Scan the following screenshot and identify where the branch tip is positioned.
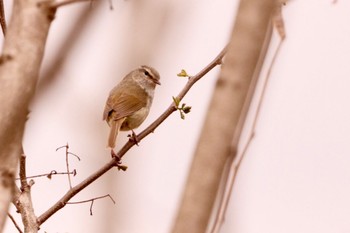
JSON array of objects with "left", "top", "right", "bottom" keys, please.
[
  {"left": 36, "top": 46, "right": 227, "bottom": 225},
  {"left": 39, "top": 0, "right": 94, "bottom": 9}
]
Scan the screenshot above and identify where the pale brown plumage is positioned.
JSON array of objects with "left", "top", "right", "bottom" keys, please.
[{"left": 103, "top": 65, "right": 160, "bottom": 149}]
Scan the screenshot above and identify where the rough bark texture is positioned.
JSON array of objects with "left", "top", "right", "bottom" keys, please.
[
  {"left": 0, "top": 1, "right": 54, "bottom": 232},
  {"left": 171, "top": 0, "right": 277, "bottom": 232}
]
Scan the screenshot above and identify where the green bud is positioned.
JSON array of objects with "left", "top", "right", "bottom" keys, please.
[
  {"left": 177, "top": 69, "right": 189, "bottom": 77},
  {"left": 172, "top": 96, "right": 180, "bottom": 107},
  {"left": 183, "top": 106, "right": 192, "bottom": 114},
  {"left": 180, "top": 111, "right": 185, "bottom": 120}
]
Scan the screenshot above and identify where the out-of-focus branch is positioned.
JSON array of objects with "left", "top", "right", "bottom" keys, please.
[
  {"left": 36, "top": 46, "right": 227, "bottom": 226},
  {"left": 171, "top": 1, "right": 278, "bottom": 233},
  {"left": 209, "top": 20, "right": 274, "bottom": 233},
  {"left": 0, "top": 0, "right": 6, "bottom": 35},
  {"left": 0, "top": 1, "right": 55, "bottom": 231},
  {"left": 210, "top": 4, "right": 287, "bottom": 232},
  {"left": 38, "top": 0, "right": 92, "bottom": 8},
  {"left": 36, "top": 1, "right": 102, "bottom": 96}
]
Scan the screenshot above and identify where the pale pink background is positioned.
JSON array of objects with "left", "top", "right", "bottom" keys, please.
[{"left": 3, "top": 0, "right": 350, "bottom": 232}]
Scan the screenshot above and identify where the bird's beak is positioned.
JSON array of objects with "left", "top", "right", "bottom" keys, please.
[{"left": 154, "top": 79, "right": 161, "bottom": 85}]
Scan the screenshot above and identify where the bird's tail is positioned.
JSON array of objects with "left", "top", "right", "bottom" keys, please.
[{"left": 108, "top": 118, "right": 124, "bottom": 148}]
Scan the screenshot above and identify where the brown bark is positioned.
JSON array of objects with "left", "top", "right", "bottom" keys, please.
[
  {"left": 171, "top": 0, "right": 277, "bottom": 232},
  {"left": 0, "top": 1, "right": 54, "bottom": 232}
]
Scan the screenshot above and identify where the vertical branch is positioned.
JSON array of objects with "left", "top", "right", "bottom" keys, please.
[
  {"left": 210, "top": 6, "right": 287, "bottom": 231},
  {"left": 14, "top": 154, "right": 39, "bottom": 233},
  {"left": 0, "top": 0, "right": 55, "bottom": 231},
  {"left": 171, "top": 0, "right": 277, "bottom": 232},
  {"left": 19, "top": 153, "right": 29, "bottom": 191},
  {"left": 56, "top": 144, "right": 81, "bottom": 189},
  {"left": 210, "top": 5, "right": 288, "bottom": 232},
  {"left": 65, "top": 145, "right": 73, "bottom": 189},
  {"left": 0, "top": 0, "right": 6, "bottom": 35},
  {"left": 37, "top": 3, "right": 98, "bottom": 91}
]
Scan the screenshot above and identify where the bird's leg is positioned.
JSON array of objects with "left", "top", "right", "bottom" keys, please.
[
  {"left": 128, "top": 129, "right": 140, "bottom": 146},
  {"left": 110, "top": 149, "right": 128, "bottom": 171},
  {"left": 111, "top": 149, "right": 120, "bottom": 161}
]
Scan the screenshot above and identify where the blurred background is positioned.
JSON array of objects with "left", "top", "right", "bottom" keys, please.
[{"left": 3, "top": 0, "right": 350, "bottom": 232}]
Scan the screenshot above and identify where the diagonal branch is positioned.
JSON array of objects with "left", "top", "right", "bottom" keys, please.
[
  {"left": 7, "top": 213, "right": 23, "bottom": 233},
  {"left": 117, "top": 45, "right": 227, "bottom": 158},
  {"left": 36, "top": 45, "right": 227, "bottom": 225},
  {"left": 0, "top": 0, "right": 6, "bottom": 35}
]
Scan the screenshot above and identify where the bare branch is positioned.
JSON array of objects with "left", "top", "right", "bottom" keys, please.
[
  {"left": 66, "top": 149, "right": 73, "bottom": 189},
  {"left": 0, "top": 0, "right": 55, "bottom": 230},
  {"left": 14, "top": 153, "right": 39, "bottom": 233},
  {"left": 15, "top": 170, "right": 76, "bottom": 180},
  {"left": 36, "top": 1, "right": 102, "bottom": 103},
  {"left": 0, "top": 0, "right": 6, "bottom": 35},
  {"left": 67, "top": 194, "right": 115, "bottom": 215},
  {"left": 210, "top": 3, "right": 287, "bottom": 231},
  {"left": 7, "top": 213, "right": 23, "bottom": 233},
  {"left": 108, "top": 0, "right": 114, "bottom": 10},
  {"left": 57, "top": 144, "right": 80, "bottom": 189},
  {"left": 19, "top": 153, "right": 30, "bottom": 192},
  {"left": 272, "top": 2, "right": 286, "bottom": 39},
  {"left": 68, "top": 152, "right": 81, "bottom": 161},
  {"left": 38, "top": 0, "right": 93, "bottom": 8},
  {"left": 171, "top": 0, "right": 278, "bottom": 232},
  {"left": 36, "top": 46, "right": 227, "bottom": 226},
  {"left": 116, "top": 45, "right": 228, "bottom": 158}
]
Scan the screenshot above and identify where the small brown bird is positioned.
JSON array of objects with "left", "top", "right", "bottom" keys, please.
[{"left": 103, "top": 65, "right": 160, "bottom": 152}]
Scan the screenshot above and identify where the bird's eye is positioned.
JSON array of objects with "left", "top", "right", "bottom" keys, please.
[{"left": 144, "top": 70, "right": 150, "bottom": 76}]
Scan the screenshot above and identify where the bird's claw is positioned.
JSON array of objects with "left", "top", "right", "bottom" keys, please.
[
  {"left": 111, "top": 149, "right": 121, "bottom": 161},
  {"left": 110, "top": 149, "right": 127, "bottom": 171},
  {"left": 128, "top": 130, "right": 140, "bottom": 146}
]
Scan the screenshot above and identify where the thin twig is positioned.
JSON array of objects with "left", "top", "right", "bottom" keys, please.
[
  {"left": 65, "top": 145, "right": 72, "bottom": 188},
  {"left": 7, "top": 213, "right": 23, "bottom": 233},
  {"left": 67, "top": 194, "right": 115, "bottom": 215},
  {"left": 67, "top": 194, "right": 115, "bottom": 205},
  {"left": 210, "top": 18, "right": 286, "bottom": 233},
  {"left": 57, "top": 144, "right": 80, "bottom": 189},
  {"left": 15, "top": 170, "right": 76, "bottom": 180},
  {"left": 0, "top": 0, "right": 6, "bottom": 35},
  {"left": 68, "top": 152, "right": 81, "bottom": 161},
  {"left": 37, "top": 46, "right": 227, "bottom": 225},
  {"left": 38, "top": 0, "right": 92, "bottom": 8}
]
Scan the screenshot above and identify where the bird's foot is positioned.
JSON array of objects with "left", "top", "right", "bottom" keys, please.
[
  {"left": 111, "top": 149, "right": 120, "bottom": 160},
  {"left": 111, "top": 149, "right": 127, "bottom": 171},
  {"left": 128, "top": 130, "right": 140, "bottom": 146}
]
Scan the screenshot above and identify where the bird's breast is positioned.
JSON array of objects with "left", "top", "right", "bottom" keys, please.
[{"left": 120, "top": 106, "right": 150, "bottom": 131}]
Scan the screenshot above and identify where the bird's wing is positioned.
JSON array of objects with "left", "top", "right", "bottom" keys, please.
[{"left": 103, "top": 91, "right": 148, "bottom": 121}]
